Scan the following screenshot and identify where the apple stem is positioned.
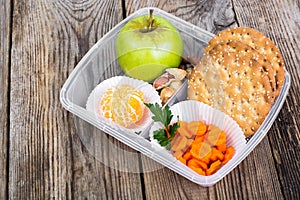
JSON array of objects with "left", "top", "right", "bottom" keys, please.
[{"left": 149, "top": 9, "right": 153, "bottom": 31}]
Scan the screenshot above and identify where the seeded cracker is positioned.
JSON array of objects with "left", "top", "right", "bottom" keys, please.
[
  {"left": 210, "top": 40, "right": 276, "bottom": 103},
  {"left": 205, "top": 27, "right": 285, "bottom": 96},
  {"left": 188, "top": 49, "right": 273, "bottom": 136}
]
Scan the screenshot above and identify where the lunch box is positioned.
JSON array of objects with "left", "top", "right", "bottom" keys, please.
[{"left": 60, "top": 7, "right": 291, "bottom": 186}]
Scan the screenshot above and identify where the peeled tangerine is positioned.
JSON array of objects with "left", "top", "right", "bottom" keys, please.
[{"left": 100, "top": 84, "right": 145, "bottom": 127}]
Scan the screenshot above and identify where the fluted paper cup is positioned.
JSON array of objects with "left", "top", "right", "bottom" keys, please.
[
  {"left": 170, "top": 100, "right": 246, "bottom": 149},
  {"left": 86, "top": 76, "right": 161, "bottom": 133},
  {"left": 150, "top": 100, "right": 246, "bottom": 149},
  {"left": 149, "top": 100, "right": 247, "bottom": 180}
]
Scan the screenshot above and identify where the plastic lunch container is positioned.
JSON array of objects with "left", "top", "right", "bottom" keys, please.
[{"left": 60, "top": 7, "right": 291, "bottom": 186}]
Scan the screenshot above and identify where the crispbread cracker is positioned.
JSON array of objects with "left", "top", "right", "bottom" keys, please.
[
  {"left": 210, "top": 40, "right": 276, "bottom": 103},
  {"left": 205, "top": 27, "right": 285, "bottom": 96},
  {"left": 188, "top": 49, "right": 273, "bottom": 136}
]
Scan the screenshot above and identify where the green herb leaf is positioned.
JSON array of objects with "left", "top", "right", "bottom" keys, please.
[
  {"left": 165, "top": 142, "right": 171, "bottom": 151},
  {"left": 169, "top": 122, "right": 180, "bottom": 138},
  {"left": 146, "top": 103, "right": 180, "bottom": 149},
  {"left": 160, "top": 139, "right": 172, "bottom": 150},
  {"left": 153, "top": 129, "right": 166, "bottom": 141},
  {"left": 153, "top": 128, "right": 171, "bottom": 148},
  {"left": 145, "top": 103, "right": 173, "bottom": 127}
]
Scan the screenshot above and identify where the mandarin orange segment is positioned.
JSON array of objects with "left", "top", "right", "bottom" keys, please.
[
  {"left": 100, "top": 84, "right": 145, "bottom": 127},
  {"left": 100, "top": 88, "right": 114, "bottom": 119}
]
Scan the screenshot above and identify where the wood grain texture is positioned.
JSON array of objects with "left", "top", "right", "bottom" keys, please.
[
  {"left": 233, "top": 0, "right": 300, "bottom": 199},
  {"left": 9, "top": 0, "right": 142, "bottom": 199},
  {"left": 125, "top": 0, "right": 237, "bottom": 34},
  {"left": 3, "top": 0, "right": 300, "bottom": 199},
  {"left": 72, "top": 117, "right": 143, "bottom": 199},
  {"left": 0, "top": 0, "right": 10, "bottom": 199}
]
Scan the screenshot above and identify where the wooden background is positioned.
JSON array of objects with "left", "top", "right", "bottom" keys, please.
[{"left": 1, "top": 0, "right": 299, "bottom": 199}]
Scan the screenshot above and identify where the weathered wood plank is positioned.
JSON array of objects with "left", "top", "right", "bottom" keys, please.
[
  {"left": 125, "top": 0, "right": 237, "bottom": 34},
  {"left": 6, "top": 0, "right": 300, "bottom": 199},
  {"left": 0, "top": 0, "right": 10, "bottom": 199},
  {"left": 9, "top": 0, "right": 143, "bottom": 199},
  {"left": 73, "top": 118, "right": 144, "bottom": 199},
  {"left": 124, "top": 0, "right": 288, "bottom": 199},
  {"left": 233, "top": 0, "right": 300, "bottom": 198}
]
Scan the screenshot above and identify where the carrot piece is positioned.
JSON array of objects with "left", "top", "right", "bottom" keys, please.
[
  {"left": 188, "top": 158, "right": 208, "bottom": 170},
  {"left": 194, "top": 134, "right": 205, "bottom": 143},
  {"left": 172, "top": 150, "right": 183, "bottom": 159},
  {"left": 206, "top": 160, "right": 222, "bottom": 175},
  {"left": 186, "top": 139, "right": 194, "bottom": 149},
  {"left": 178, "top": 156, "right": 186, "bottom": 165},
  {"left": 171, "top": 134, "right": 187, "bottom": 152},
  {"left": 215, "top": 131, "right": 227, "bottom": 146},
  {"left": 188, "top": 121, "right": 207, "bottom": 136},
  {"left": 210, "top": 148, "right": 224, "bottom": 162},
  {"left": 216, "top": 143, "right": 227, "bottom": 153},
  {"left": 199, "top": 151, "right": 212, "bottom": 165},
  {"left": 189, "top": 165, "right": 206, "bottom": 176},
  {"left": 205, "top": 125, "right": 226, "bottom": 146},
  {"left": 190, "top": 141, "right": 212, "bottom": 164},
  {"left": 198, "top": 142, "right": 212, "bottom": 159},
  {"left": 182, "top": 151, "right": 193, "bottom": 161},
  {"left": 222, "top": 146, "right": 235, "bottom": 165},
  {"left": 177, "top": 121, "right": 194, "bottom": 138}
]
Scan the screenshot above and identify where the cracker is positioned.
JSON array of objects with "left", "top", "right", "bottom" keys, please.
[
  {"left": 210, "top": 40, "right": 276, "bottom": 103},
  {"left": 205, "top": 27, "right": 285, "bottom": 96},
  {"left": 188, "top": 49, "right": 273, "bottom": 136}
]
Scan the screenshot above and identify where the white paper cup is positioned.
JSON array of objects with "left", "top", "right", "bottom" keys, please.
[
  {"left": 86, "top": 76, "right": 161, "bottom": 133},
  {"left": 169, "top": 100, "right": 246, "bottom": 150},
  {"left": 149, "top": 100, "right": 247, "bottom": 178}
]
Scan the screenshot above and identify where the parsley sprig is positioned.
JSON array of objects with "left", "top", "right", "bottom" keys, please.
[{"left": 145, "top": 103, "right": 180, "bottom": 150}]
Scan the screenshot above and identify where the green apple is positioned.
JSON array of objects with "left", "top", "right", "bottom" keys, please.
[{"left": 116, "top": 12, "right": 184, "bottom": 82}]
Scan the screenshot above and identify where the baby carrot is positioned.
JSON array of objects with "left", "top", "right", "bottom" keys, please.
[
  {"left": 188, "top": 121, "right": 207, "bottom": 136},
  {"left": 171, "top": 134, "right": 188, "bottom": 152},
  {"left": 206, "top": 125, "right": 226, "bottom": 146},
  {"left": 178, "top": 156, "right": 186, "bottom": 165},
  {"left": 189, "top": 165, "right": 206, "bottom": 176},
  {"left": 190, "top": 142, "right": 211, "bottom": 161},
  {"left": 194, "top": 134, "right": 205, "bottom": 143},
  {"left": 216, "top": 143, "right": 227, "bottom": 153},
  {"left": 206, "top": 160, "right": 222, "bottom": 176},
  {"left": 210, "top": 148, "right": 224, "bottom": 162},
  {"left": 188, "top": 158, "right": 208, "bottom": 170},
  {"left": 170, "top": 120, "right": 235, "bottom": 176},
  {"left": 199, "top": 150, "right": 212, "bottom": 165},
  {"left": 172, "top": 150, "right": 183, "bottom": 159},
  {"left": 222, "top": 146, "right": 235, "bottom": 165},
  {"left": 198, "top": 142, "right": 212, "bottom": 159},
  {"left": 177, "top": 121, "right": 194, "bottom": 138},
  {"left": 215, "top": 131, "right": 227, "bottom": 145},
  {"left": 182, "top": 151, "right": 193, "bottom": 161}
]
